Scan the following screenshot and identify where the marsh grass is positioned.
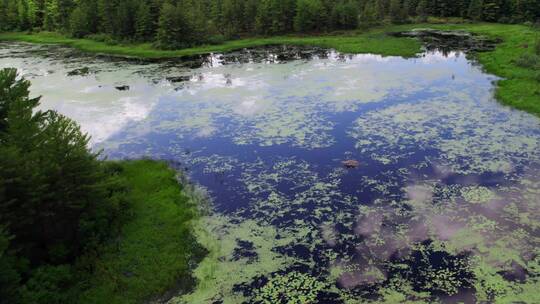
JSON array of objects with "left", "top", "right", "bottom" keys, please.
[
  {"left": 0, "top": 29, "right": 421, "bottom": 58},
  {"left": 78, "top": 160, "right": 204, "bottom": 304},
  {"left": 515, "top": 52, "right": 539, "bottom": 68}
]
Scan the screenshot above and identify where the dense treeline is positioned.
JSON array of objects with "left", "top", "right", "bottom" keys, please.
[
  {"left": 0, "top": 68, "right": 128, "bottom": 303},
  {"left": 0, "top": 0, "right": 539, "bottom": 49}
]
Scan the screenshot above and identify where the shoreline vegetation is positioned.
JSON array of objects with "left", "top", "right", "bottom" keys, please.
[
  {"left": 1, "top": 22, "right": 538, "bottom": 116},
  {"left": 0, "top": 67, "right": 205, "bottom": 303},
  {"left": 78, "top": 160, "right": 206, "bottom": 304}
]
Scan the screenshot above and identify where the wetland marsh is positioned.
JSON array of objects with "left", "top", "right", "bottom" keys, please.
[{"left": 1, "top": 40, "right": 539, "bottom": 303}]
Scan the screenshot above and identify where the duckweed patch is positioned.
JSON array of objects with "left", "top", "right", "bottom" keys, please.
[{"left": 253, "top": 271, "right": 327, "bottom": 304}]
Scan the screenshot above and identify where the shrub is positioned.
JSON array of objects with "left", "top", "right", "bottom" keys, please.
[
  {"left": 535, "top": 39, "right": 540, "bottom": 55},
  {"left": 20, "top": 265, "right": 74, "bottom": 304},
  {"left": 498, "top": 16, "right": 511, "bottom": 24},
  {"left": 515, "top": 52, "right": 540, "bottom": 68},
  {"left": 207, "top": 34, "right": 226, "bottom": 45},
  {"left": 86, "top": 34, "right": 118, "bottom": 45}
]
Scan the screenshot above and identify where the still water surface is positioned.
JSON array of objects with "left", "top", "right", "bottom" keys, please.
[{"left": 1, "top": 42, "right": 539, "bottom": 303}]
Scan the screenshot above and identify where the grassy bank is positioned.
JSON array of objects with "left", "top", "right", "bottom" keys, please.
[
  {"left": 0, "top": 23, "right": 538, "bottom": 116},
  {"left": 0, "top": 30, "right": 422, "bottom": 58},
  {"left": 420, "top": 23, "right": 540, "bottom": 117},
  {"left": 78, "top": 160, "right": 204, "bottom": 304}
]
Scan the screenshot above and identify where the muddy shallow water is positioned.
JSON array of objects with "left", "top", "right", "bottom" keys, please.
[{"left": 1, "top": 42, "right": 539, "bottom": 303}]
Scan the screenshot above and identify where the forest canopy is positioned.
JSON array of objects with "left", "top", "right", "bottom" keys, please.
[{"left": 0, "top": 0, "right": 539, "bottom": 49}]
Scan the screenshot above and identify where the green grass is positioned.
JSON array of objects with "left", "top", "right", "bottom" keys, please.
[
  {"left": 416, "top": 23, "right": 540, "bottom": 116},
  {"left": 0, "top": 30, "right": 422, "bottom": 58},
  {"left": 1, "top": 23, "right": 538, "bottom": 115},
  {"left": 78, "top": 160, "right": 204, "bottom": 304}
]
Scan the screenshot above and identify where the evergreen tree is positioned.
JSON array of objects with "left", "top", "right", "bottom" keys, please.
[
  {"left": 135, "top": 1, "right": 154, "bottom": 40},
  {"left": 0, "top": 228, "right": 21, "bottom": 304},
  {"left": 97, "top": 0, "right": 115, "bottom": 34},
  {"left": 17, "top": 0, "right": 31, "bottom": 30},
  {"left": 359, "top": 0, "right": 380, "bottom": 26},
  {"left": 255, "top": 0, "right": 296, "bottom": 35},
  {"left": 389, "top": 0, "right": 406, "bottom": 23},
  {"left": 377, "top": 0, "right": 390, "bottom": 18},
  {"left": 416, "top": 0, "right": 428, "bottom": 21},
  {"left": 467, "top": 0, "right": 483, "bottom": 20},
  {"left": 115, "top": 0, "right": 135, "bottom": 38},
  {"left": 0, "top": 1, "right": 4, "bottom": 30},
  {"left": 43, "top": 0, "right": 59, "bottom": 31},
  {"left": 156, "top": 1, "right": 196, "bottom": 49},
  {"left": 69, "top": 4, "right": 90, "bottom": 37},
  {"left": 0, "top": 67, "right": 125, "bottom": 268},
  {"left": 331, "top": 0, "right": 359, "bottom": 29},
  {"left": 243, "top": 0, "right": 258, "bottom": 32},
  {"left": 2, "top": 0, "right": 539, "bottom": 48},
  {"left": 276, "top": 0, "right": 296, "bottom": 33},
  {"left": 221, "top": 0, "right": 243, "bottom": 37},
  {"left": 25, "top": 0, "right": 38, "bottom": 28},
  {"left": 404, "top": 0, "right": 419, "bottom": 16},
  {"left": 56, "top": 0, "right": 74, "bottom": 31},
  {"left": 255, "top": 0, "right": 272, "bottom": 34},
  {"left": 482, "top": 0, "right": 501, "bottom": 21},
  {"left": 294, "top": 0, "right": 326, "bottom": 32}
]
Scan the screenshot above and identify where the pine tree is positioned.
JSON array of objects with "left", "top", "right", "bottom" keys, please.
[
  {"left": 0, "top": 0, "right": 10, "bottom": 30},
  {"left": 26, "top": 0, "right": 39, "bottom": 28},
  {"left": 276, "top": 0, "right": 296, "bottom": 33},
  {"left": 255, "top": 0, "right": 278, "bottom": 35},
  {"left": 482, "top": 0, "right": 500, "bottom": 21},
  {"left": 56, "top": 0, "right": 75, "bottom": 30},
  {"left": 43, "top": 0, "right": 59, "bottom": 30},
  {"left": 156, "top": 1, "right": 195, "bottom": 49},
  {"left": 377, "top": 0, "right": 390, "bottom": 18},
  {"left": 97, "top": 0, "right": 115, "bottom": 34},
  {"left": 416, "top": 0, "right": 428, "bottom": 21},
  {"left": 135, "top": 1, "right": 153, "bottom": 41},
  {"left": 221, "top": 0, "right": 242, "bottom": 37},
  {"left": 17, "top": 0, "right": 31, "bottom": 30},
  {"left": 294, "top": 0, "right": 326, "bottom": 32},
  {"left": 115, "top": 0, "right": 135, "bottom": 38},
  {"left": 359, "top": 0, "right": 380, "bottom": 26},
  {"left": 0, "top": 68, "right": 124, "bottom": 267},
  {"left": 0, "top": 228, "right": 21, "bottom": 303},
  {"left": 467, "top": 0, "right": 483, "bottom": 20},
  {"left": 331, "top": 0, "right": 359, "bottom": 29},
  {"left": 69, "top": 5, "right": 90, "bottom": 37},
  {"left": 389, "top": 0, "right": 406, "bottom": 23},
  {"left": 404, "top": 0, "right": 418, "bottom": 16},
  {"left": 243, "top": 0, "right": 258, "bottom": 33}
]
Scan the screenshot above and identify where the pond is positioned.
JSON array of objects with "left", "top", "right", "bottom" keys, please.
[{"left": 1, "top": 41, "right": 539, "bottom": 303}]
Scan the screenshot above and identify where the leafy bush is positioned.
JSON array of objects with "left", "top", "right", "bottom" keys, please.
[{"left": 535, "top": 39, "right": 540, "bottom": 55}]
